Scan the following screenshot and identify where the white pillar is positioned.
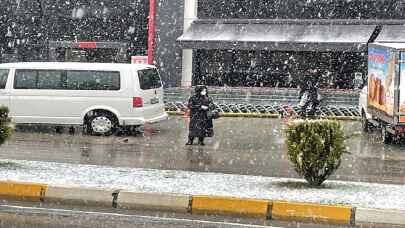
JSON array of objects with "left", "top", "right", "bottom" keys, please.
[
  {"left": 181, "top": 49, "right": 193, "bottom": 87},
  {"left": 181, "top": 0, "right": 198, "bottom": 87}
]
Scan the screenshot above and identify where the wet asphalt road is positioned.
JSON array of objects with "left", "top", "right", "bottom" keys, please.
[
  {"left": 0, "top": 202, "right": 402, "bottom": 228},
  {"left": 1, "top": 117, "right": 405, "bottom": 185},
  {"left": 0, "top": 205, "right": 279, "bottom": 228}
]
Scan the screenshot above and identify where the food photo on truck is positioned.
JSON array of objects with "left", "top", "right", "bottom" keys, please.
[{"left": 359, "top": 42, "right": 405, "bottom": 144}]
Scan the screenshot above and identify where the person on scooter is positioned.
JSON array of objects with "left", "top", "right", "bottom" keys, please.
[{"left": 299, "top": 69, "right": 321, "bottom": 118}]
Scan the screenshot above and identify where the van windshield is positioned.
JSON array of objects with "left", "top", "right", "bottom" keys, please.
[
  {"left": 0, "top": 69, "right": 9, "bottom": 89},
  {"left": 138, "top": 68, "right": 162, "bottom": 90}
]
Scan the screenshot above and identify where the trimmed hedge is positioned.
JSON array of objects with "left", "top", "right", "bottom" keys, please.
[
  {"left": 0, "top": 106, "right": 12, "bottom": 145},
  {"left": 285, "top": 119, "right": 347, "bottom": 186}
]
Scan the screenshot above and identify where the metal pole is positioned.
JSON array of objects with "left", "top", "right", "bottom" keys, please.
[{"left": 147, "top": 0, "right": 155, "bottom": 65}]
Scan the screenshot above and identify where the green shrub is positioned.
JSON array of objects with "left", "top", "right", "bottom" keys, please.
[
  {"left": 0, "top": 106, "right": 12, "bottom": 145},
  {"left": 284, "top": 119, "right": 347, "bottom": 186}
]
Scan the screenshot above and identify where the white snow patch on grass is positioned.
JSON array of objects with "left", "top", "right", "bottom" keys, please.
[{"left": 0, "top": 159, "right": 404, "bottom": 210}]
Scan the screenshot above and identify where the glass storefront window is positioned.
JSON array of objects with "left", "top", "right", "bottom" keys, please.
[{"left": 193, "top": 50, "right": 367, "bottom": 89}]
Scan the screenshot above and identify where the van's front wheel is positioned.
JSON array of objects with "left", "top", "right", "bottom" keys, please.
[{"left": 86, "top": 112, "right": 118, "bottom": 136}]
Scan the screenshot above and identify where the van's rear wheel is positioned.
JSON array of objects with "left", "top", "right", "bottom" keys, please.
[{"left": 86, "top": 112, "right": 117, "bottom": 136}]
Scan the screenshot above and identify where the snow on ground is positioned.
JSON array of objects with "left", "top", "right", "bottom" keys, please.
[{"left": 0, "top": 159, "right": 404, "bottom": 210}]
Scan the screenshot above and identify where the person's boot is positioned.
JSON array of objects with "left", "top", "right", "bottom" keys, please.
[
  {"left": 186, "top": 137, "right": 194, "bottom": 145},
  {"left": 198, "top": 138, "right": 205, "bottom": 146}
]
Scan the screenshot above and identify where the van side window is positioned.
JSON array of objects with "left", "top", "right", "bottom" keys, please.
[
  {"left": 66, "top": 71, "right": 120, "bottom": 90},
  {"left": 14, "top": 70, "right": 64, "bottom": 89},
  {"left": 138, "top": 68, "right": 162, "bottom": 90},
  {"left": 14, "top": 70, "right": 37, "bottom": 89},
  {"left": 37, "top": 70, "right": 64, "bottom": 89},
  {"left": 0, "top": 69, "right": 9, "bottom": 89},
  {"left": 14, "top": 69, "right": 120, "bottom": 90}
]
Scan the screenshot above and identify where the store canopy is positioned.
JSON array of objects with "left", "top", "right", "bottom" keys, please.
[
  {"left": 375, "top": 25, "right": 405, "bottom": 42},
  {"left": 177, "top": 21, "right": 376, "bottom": 52}
]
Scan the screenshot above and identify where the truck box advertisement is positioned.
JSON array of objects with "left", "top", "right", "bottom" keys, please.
[
  {"left": 400, "top": 52, "right": 405, "bottom": 122},
  {"left": 368, "top": 47, "right": 395, "bottom": 116}
]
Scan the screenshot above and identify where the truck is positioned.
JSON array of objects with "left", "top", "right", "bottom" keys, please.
[{"left": 362, "top": 43, "right": 405, "bottom": 144}]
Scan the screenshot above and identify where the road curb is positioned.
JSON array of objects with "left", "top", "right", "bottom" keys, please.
[
  {"left": 191, "top": 195, "right": 269, "bottom": 218},
  {"left": 356, "top": 208, "right": 405, "bottom": 225},
  {"left": 0, "top": 181, "right": 47, "bottom": 201},
  {"left": 271, "top": 200, "right": 353, "bottom": 225},
  {"left": 165, "top": 111, "right": 360, "bottom": 121},
  {"left": 44, "top": 186, "right": 115, "bottom": 207},
  {"left": 0, "top": 181, "right": 404, "bottom": 226},
  {"left": 117, "top": 191, "right": 190, "bottom": 212}
]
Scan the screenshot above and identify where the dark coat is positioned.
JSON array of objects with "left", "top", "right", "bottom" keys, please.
[
  {"left": 188, "top": 86, "right": 214, "bottom": 138},
  {"left": 299, "top": 80, "right": 320, "bottom": 106}
]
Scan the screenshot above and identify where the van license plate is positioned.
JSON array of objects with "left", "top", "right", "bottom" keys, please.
[{"left": 150, "top": 98, "right": 159, "bottom": 104}]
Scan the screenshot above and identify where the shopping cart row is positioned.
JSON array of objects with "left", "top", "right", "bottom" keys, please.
[{"left": 165, "top": 102, "right": 360, "bottom": 117}]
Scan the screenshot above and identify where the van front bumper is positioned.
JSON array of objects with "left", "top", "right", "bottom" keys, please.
[{"left": 121, "top": 112, "right": 169, "bottom": 126}]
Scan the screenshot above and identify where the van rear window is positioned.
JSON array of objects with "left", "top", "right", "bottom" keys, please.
[
  {"left": 14, "top": 69, "right": 120, "bottom": 90},
  {"left": 0, "top": 69, "right": 9, "bottom": 89},
  {"left": 138, "top": 68, "right": 162, "bottom": 90}
]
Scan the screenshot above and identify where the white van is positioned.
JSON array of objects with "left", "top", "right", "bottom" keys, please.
[{"left": 0, "top": 62, "right": 168, "bottom": 135}]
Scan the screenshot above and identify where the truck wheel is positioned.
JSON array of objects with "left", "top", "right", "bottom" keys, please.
[
  {"left": 361, "top": 112, "right": 369, "bottom": 133},
  {"left": 381, "top": 126, "right": 393, "bottom": 144}
]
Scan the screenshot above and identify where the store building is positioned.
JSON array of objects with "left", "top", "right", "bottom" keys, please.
[
  {"left": 3, "top": 0, "right": 405, "bottom": 91},
  {"left": 177, "top": 0, "right": 405, "bottom": 89}
]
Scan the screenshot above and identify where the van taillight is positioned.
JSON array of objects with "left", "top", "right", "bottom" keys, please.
[{"left": 132, "top": 97, "right": 143, "bottom": 107}]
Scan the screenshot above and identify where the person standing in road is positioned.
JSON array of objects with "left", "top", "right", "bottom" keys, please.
[{"left": 186, "top": 85, "right": 214, "bottom": 146}]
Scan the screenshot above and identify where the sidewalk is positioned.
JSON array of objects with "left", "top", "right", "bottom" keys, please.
[{"left": 0, "top": 159, "right": 404, "bottom": 226}]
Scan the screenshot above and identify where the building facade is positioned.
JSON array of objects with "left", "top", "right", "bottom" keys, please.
[
  {"left": 0, "top": 0, "right": 149, "bottom": 61},
  {"left": 2, "top": 0, "right": 405, "bottom": 91},
  {"left": 0, "top": 0, "right": 184, "bottom": 86},
  {"left": 178, "top": 0, "right": 405, "bottom": 89}
]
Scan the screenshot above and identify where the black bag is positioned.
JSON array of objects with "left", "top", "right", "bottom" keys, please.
[
  {"left": 205, "top": 117, "right": 214, "bottom": 137},
  {"left": 208, "top": 110, "right": 220, "bottom": 120},
  {"left": 206, "top": 127, "right": 214, "bottom": 137}
]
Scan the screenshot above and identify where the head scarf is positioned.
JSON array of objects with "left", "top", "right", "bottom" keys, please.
[{"left": 195, "top": 85, "right": 208, "bottom": 96}]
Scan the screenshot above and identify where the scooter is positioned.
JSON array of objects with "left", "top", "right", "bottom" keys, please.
[{"left": 298, "top": 91, "right": 319, "bottom": 119}]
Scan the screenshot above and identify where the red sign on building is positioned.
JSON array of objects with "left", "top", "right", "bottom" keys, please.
[{"left": 131, "top": 56, "right": 148, "bottom": 64}]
